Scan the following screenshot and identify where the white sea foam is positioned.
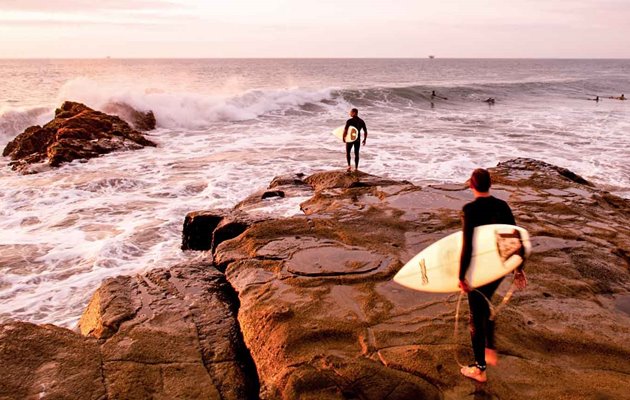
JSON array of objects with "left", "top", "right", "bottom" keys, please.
[
  {"left": 0, "top": 106, "right": 53, "bottom": 142},
  {"left": 57, "top": 77, "right": 336, "bottom": 129}
]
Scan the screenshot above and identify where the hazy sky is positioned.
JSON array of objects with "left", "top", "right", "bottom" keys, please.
[{"left": 1, "top": 0, "right": 629, "bottom": 58}]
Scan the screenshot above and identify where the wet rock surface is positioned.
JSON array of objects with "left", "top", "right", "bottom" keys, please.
[
  {"left": 1, "top": 158, "right": 629, "bottom": 399},
  {"left": 214, "top": 160, "right": 630, "bottom": 399},
  {"left": 2, "top": 101, "right": 156, "bottom": 173}
]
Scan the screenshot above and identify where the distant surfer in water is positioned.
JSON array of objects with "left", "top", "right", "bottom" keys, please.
[
  {"left": 483, "top": 98, "right": 495, "bottom": 105},
  {"left": 431, "top": 90, "right": 448, "bottom": 100},
  {"left": 343, "top": 108, "right": 368, "bottom": 171},
  {"left": 588, "top": 96, "right": 600, "bottom": 102},
  {"left": 458, "top": 168, "right": 527, "bottom": 383}
]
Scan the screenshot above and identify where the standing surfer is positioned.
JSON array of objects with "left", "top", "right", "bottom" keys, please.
[
  {"left": 343, "top": 108, "right": 368, "bottom": 171},
  {"left": 458, "top": 168, "right": 527, "bottom": 383}
]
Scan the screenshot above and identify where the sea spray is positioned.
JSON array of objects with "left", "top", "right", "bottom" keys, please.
[{"left": 57, "top": 77, "right": 337, "bottom": 128}]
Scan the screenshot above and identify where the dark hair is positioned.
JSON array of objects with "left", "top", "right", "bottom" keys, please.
[
  {"left": 470, "top": 168, "right": 491, "bottom": 192},
  {"left": 351, "top": 108, "right": 358, "bottom": 115}
]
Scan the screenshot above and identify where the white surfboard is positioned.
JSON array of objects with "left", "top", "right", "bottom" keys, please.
[
  {"left": 332, "top": 125, "right": 359, "bottom": 143},
  {"left": 394, "top": 224, "right": 531, "bottom": 293}
]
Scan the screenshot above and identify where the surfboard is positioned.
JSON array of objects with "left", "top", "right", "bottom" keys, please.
[
  {"left": 394, "top": 224, "right": 531, "bottom": 293},
  {"left": 332, "top": 125, "right": 359, "bottom": 143}
]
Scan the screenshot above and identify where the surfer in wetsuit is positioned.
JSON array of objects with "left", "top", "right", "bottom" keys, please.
[
  {"left": 431, "top": 90, "right": 448, "bottom": 100},
  {"left": 458, "top": 168, "right": 527, "bottom": 383},
  {"left": 343, "top": 108, "right": 368, "bottom": 171}
]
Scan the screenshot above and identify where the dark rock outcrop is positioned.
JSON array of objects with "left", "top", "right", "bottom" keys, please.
[
  {"left": 102, "top": 102, "right": 157, "bottom": 131},
  {"left": 2, "top": 101, "right": 156, "bottom": 173},
  {"left": 1, "top": 159, "right": 629, "bottom": 399}
]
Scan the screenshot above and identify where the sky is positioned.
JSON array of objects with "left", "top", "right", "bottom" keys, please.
[{"left": 1, "top": 0, "right": 629, "bottom": 58}]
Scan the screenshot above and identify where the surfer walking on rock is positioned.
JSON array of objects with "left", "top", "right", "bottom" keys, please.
[
  {"left": 458, "top": 168, "right": 527, "bottom": 383},
  {"left": 343, "top": 108, "right": 368, "bottom": 171}
]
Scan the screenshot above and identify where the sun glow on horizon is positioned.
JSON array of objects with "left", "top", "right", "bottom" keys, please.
[{"left": 1, "top": 0, "right": 629, "bottom": 58}]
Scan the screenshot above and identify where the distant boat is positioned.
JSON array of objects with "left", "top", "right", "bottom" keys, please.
[{"left": 428, "top": 55, "right": 435, "bottom": 59}]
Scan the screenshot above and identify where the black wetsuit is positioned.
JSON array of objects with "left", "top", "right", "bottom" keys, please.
[
  {"left": 344, "top": 116, "right": 367, "bottom": 169},
  {"left": 459, "top": 196, "right": 516, "bottom": 368}
]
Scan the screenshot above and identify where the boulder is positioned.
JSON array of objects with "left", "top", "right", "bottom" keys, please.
[
  {"left": 2, "top": 101, "right": 156, "bottom": 173},
  {"left": 78, "top": 264, "right": 259, "bottom": 400}
]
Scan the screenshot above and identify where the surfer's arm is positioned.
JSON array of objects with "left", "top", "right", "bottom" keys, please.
[
  {"left": 459, "top": 208, "right": 474, "bottom": 281},
  {"left": 343, "top": 120, "right": 350, "bottom": 139},
  {"left": 362, "top": 121, "right": 368, "bottom": 144}
]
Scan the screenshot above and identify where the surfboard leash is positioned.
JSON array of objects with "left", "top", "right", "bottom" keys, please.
[{"left": 453, "top": 279, "right": 517, "bottom": 368}]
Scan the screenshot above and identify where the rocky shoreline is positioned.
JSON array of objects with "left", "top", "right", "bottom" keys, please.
[{"left": 1, "top": 158, "right": 629, "bottom": 399}]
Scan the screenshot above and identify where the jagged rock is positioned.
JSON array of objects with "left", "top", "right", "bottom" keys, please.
[
  {"left": 2, "top": 101, "right": 156, "bottom": 173},
  {"left": 79, "top": 264, "right": 259, "bottom": 400},
  {"left": 182, "top": 209, "right": 232, "bottom": 251},
  {"left": 102, "top": 102, "right": 157, "bottom": 131},
  {"left": 181, "top": 209, "right": 265, "bottom": 253}
]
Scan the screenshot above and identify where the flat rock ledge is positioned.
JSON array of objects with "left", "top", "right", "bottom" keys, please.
[
  {"left": 2, "top": 101, "right": 156, "bottom": 174},
  {"left": 1, "top": 158, "right": 630, "bottom": 400}
]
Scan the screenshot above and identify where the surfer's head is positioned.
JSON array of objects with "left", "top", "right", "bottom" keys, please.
[
  {"left": 350, "top": 108, "right": 358, "bottom": 117},
  {"left": 469, "top": 168, "right": 491, "bottom": 193}
]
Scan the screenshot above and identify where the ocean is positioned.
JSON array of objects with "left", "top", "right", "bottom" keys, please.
[{"left": 0, "top": 58, "right": 628, "bottom": 326}]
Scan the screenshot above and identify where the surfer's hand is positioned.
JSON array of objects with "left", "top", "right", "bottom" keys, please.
[
  {"left": 362, "top": 139, "right": 366, "bottom": 145},
  {"left": 514, "top": 270, "right": 527, "bottom": 290},
  {"left": 459, "top": 280, "right": 471, "bottom": 293}
]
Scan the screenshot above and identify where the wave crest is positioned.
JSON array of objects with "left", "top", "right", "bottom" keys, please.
[
  {"left": 0, "top": 106, "right": 52, "bottom": 139},
  {"left": 57, "top": 78, "right": 336, "bottom": 129}
]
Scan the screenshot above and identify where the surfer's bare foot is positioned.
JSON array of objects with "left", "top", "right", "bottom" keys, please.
[
  {"left": 346, "top": 166, "right": 352, "bottom": 172},
  {"left": 485, "top": 349, "right": 498, "bottom": 366},
  {"left": 460, "top": 364, "right": 487, "bottom": 383}
]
